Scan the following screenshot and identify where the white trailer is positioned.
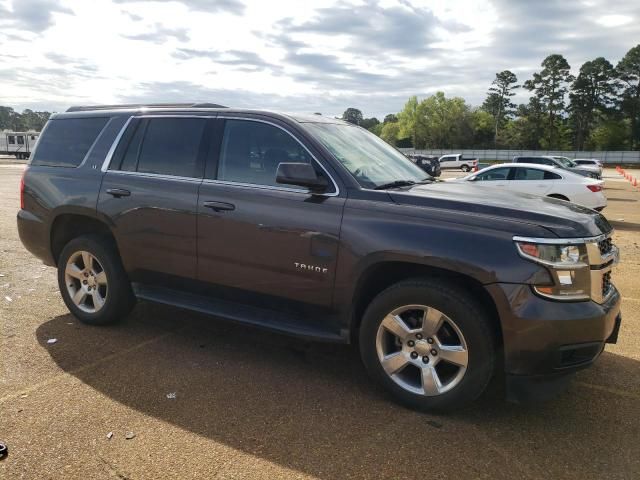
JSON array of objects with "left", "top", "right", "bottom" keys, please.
[{"left": 0, "top": 131, "right": 40, "bottom": 159}]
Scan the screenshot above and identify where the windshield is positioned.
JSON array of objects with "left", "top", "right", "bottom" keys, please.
[{"left": 305, "top": 123, "right": 428, "bottom": 189}]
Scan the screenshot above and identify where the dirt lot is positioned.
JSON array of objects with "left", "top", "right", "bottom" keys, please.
[{"left": 1, "top": 163, "right": 639, "bottom": 479}]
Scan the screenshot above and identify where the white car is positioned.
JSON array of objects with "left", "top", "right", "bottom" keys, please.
[
  {"left": 574, "top": 159, "right": 603, "bottom": 178},
  {"left": 438, "top": 154, "right": 479, "bottom": 172},
  {"left": 455, "top": 163, "right": 607, "bottom": 211}
]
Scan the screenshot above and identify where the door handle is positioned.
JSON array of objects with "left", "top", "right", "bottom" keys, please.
[
  {"left": 106, "top": 188, "right": 131, "bottom": 198},
  {"left": 203, "top": 201, "right": 235, "bottom": 212}
]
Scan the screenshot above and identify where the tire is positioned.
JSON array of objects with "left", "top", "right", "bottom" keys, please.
[
  {"left": 548, "top": 194, "right": 569, "bottom": 202},
  {"left": 57, "top": 234, "right": 135, "bottom": 325},
  {"left": 359, "top": 278, "right": 496, "bottom": 412},
  {"left": 461, "top": 165, "right": 470, "bottom": 172}
]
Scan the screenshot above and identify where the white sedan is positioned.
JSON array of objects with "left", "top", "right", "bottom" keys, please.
[{"left": 454, "top": 163, "right": 607, "bottom": 211}]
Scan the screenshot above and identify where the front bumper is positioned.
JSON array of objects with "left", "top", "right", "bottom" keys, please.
[{"left": 486, "top": 282, "right": 621, "bottom": 401}]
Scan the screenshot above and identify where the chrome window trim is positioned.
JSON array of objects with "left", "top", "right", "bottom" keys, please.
[
  {"left": 214, "top": 116, "right": 340, "bottom": 197},
  {"left": 101, "top": 114, "right": 340, "bottom": 197},
  {"left": 101, "top": 116, "right": 134, "bottom": 172},
  {"left": 106, "top": 169, "right": 203, "bottom": 183}
]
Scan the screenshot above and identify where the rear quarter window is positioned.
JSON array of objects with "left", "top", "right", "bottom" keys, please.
[{"left": 31, "top": 117, "right": 108, "bottom": 167}]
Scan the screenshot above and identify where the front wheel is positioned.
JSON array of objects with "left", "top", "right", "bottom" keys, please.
[
  {"left": 359, "top": 278, "right": 496, "bottom": 411},
  {"left": 57, "top": 234, "right": 135, "bottom": 325},
  {"left": 461, "top": 165, "right": 470, "bottom": 172}
]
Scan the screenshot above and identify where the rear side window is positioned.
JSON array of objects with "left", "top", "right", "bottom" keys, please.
[
  {"left": 513, "top": 168, "right": 546, "bottom": 180},
  {"left": 31, "top": 118, "right": 108, "bottom": 167},
  {"left": 8, "top": 135, "right": 15, "bottom": 144},
  {"left": 17, "top": 136, "right": 24, "bottom": 145},
  {"left": 112, "top": 118, "right": 206, "bottom": 178}
]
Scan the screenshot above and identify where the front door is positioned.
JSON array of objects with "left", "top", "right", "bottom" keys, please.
[
  {"left": 97, "top": 116, "right": 210, "bottom": 282},
  {"left": 197, "top": 118, "right": 345, "bottom": 308}
]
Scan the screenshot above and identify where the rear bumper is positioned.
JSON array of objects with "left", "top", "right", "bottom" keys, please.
[
  {"left": 486, "top": 282, "right": 622, "bottom": 401},
  {"left": 17, "top": 209, "right": 55, "bottom": 265}
]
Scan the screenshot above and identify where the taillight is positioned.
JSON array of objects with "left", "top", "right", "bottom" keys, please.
[
  {"left": 587, "top": 185, "right": 602, "bottom": 193},
  {"left": 20, "top": 171, "right": 26, "bottom": 209}
]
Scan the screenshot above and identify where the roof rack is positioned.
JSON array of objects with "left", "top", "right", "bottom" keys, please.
[{"left": 66, "top": 103, "right": 228, "bottom": 112}]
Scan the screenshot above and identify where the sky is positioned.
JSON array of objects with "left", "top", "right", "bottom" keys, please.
[{"left": 0, "top": 0, "right": 639, "bottom": 118}]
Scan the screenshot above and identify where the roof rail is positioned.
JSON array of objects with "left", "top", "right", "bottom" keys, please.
[{"left": 66, "top": 103, "right": 228, "bottom": 112}]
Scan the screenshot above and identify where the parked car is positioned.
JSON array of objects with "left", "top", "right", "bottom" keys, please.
[
  {"left": 513, "top": 156, "right": 600, "bottom": 179},
  {"left": 574, "top": 159, "right": 603, "bottom": 178},
  {"left": 438, "top": 154, "right": 478, "bottom": 172},
  {"left": 18, "top": 104, "right": 621, "bottom": 412},
  {"left": 406, "top": 154, "right": 441, "bottom": 177},
  {"left": 455, "top": 163, "right": 607, "bottom": 211}
]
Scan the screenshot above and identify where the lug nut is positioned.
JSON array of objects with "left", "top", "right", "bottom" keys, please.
[
  {"left": 430, "top": 349, "right": 438, "bottom": 356},
  {"left": 416, "top": 333, "right": 423, "bottom": 340},
  {"left": 407, "top": 340, "right": 415, "bottom": 347},
  {"left": 427, "top": 338, "right": 434, "bottom": 344},
  {"left": 422, "top": 356, "right": 429, "bottom": 363},
  {"left": 84, "top": 272, "right": 88, "bottom": 277},
  {"left": 410, "top": 352, "right": 418, "bottom": 359},
  {"left": 83, "top": 280, "right": 88, "bottom": 285}
]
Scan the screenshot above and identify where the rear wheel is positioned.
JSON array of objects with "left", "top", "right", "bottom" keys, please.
[
  {"left": 359, "top": 278, "right": 496, "bottom": 411},
  {"left": 57, "top": 235, "right": 135, "bottom": 325}
]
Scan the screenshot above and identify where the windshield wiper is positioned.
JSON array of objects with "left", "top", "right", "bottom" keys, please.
[{"left": 374, "top": 180, "right": 416, "bottom": 190}]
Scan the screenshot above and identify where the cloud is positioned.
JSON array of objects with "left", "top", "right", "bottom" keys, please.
[
  {"left": 0, "top": 0, "right": 73, "bottom": 32},
  {"left": 123, "top": 23, "right": 189, "bottom": 43},
  {"left": 277, "top": 1, "right": 453, "bottom": 57},
  {"left": 173, "top": 48, "right": 281, "bottom": 72},
  {"left": 113, "top": 0, "right": 244, "bottom": 15}
]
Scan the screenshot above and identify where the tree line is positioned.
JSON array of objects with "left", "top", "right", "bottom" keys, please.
[
  {"left": 0, "top": 106, "right": 51, "bottom": 132},
  {"left": 342, "top": 44, "right": 640, "bottom": 151}
]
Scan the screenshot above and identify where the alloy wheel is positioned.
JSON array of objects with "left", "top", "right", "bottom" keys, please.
[
  {"left": 375, "top": 304, "right": 468, "bottom": 396},
  {"left": 64, "top": 251, "right": 108, "bottom": 313}
]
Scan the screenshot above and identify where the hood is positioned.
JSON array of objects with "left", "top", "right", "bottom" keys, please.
[{"left": 390, "top": 182, "right": 611, "bottom": 238}]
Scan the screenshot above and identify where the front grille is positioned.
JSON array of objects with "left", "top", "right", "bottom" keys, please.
[
  {"left": 602, "top": 271, "right": 612, "bottom": 297},
  {"left": 598, "top": 237, "right": 613, "bottom": 256}
]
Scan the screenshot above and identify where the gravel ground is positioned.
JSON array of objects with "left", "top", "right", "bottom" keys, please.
[{"left": 1, "top": 165, "right": 639, "bottom": 480}]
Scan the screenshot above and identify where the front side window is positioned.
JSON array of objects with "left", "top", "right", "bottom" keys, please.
[
  {"left": 112, "top": 118, "right": 207, "bottom": 178},
  {"left": 17, "top": 136, "right": 25, "bottom": 145},
  {"left": 475, "top": 167, "right": 511, "bottom": 181},
  {"left": 217, "top": 120, "right": 314, "bottom": 189},
  {"left": 304, "top": 123, "right": 427, "bottom": 189}
]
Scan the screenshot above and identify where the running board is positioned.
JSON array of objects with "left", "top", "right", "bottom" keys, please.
[{"left": 132, "top": 284, "right": 347, "bottom": 343}]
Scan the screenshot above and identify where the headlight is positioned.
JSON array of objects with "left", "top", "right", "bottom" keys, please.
[{"left": 515, "top": 240, "right": 590, "bottom": 301}]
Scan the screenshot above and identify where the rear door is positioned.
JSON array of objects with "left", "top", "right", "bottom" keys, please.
[
  {"left": 196, "top": 117, "right": 345, "bottom": 308},
  {"left": 97, "top": 115, "right": 210, "bottom": 283}
]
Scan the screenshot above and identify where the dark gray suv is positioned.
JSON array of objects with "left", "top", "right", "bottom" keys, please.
[{"left": 17, "top": 104, "right": 622, "bottom": 411}]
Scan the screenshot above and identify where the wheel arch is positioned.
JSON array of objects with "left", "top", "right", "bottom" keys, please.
[
  {"left": 349, "top": 261, "right": 502, "bottom": 347},
  {"left": 49, "top": 212, "right": 118, "bottom": 265}
]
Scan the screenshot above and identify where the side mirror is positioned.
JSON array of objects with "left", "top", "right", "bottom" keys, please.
[
  {"left": 467, "top": 176, "right": 477, "bottom": 181},
  {"left": 276, "top": 162, "right": 328, "bottom": 193}
]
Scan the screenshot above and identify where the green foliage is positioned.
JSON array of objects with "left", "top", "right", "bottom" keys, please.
[
  {"left": 341, "top": 107, "right": 364, "bottom": 125},
  {"left": 569, "top": 57, "right": 617, "bottom": 149},
  {"left": 524, "top": 54, "right": 574, "bottom": 148},
  {"left": 616, "top": 45, "right": 640, "bottom": 149},
  {"left": 0, "top": 107, "right": 51, "bottom": 131},
  {"left": 588, "top": 120, "right": 630, "bottom": 150},
  {"left": 482, "top": 70, "right": 519, "bottom": 145}
]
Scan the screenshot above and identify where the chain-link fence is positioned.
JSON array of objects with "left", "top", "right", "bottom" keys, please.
[{"left": 398, "top": 149, "right": 640, "bottom": 164}]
